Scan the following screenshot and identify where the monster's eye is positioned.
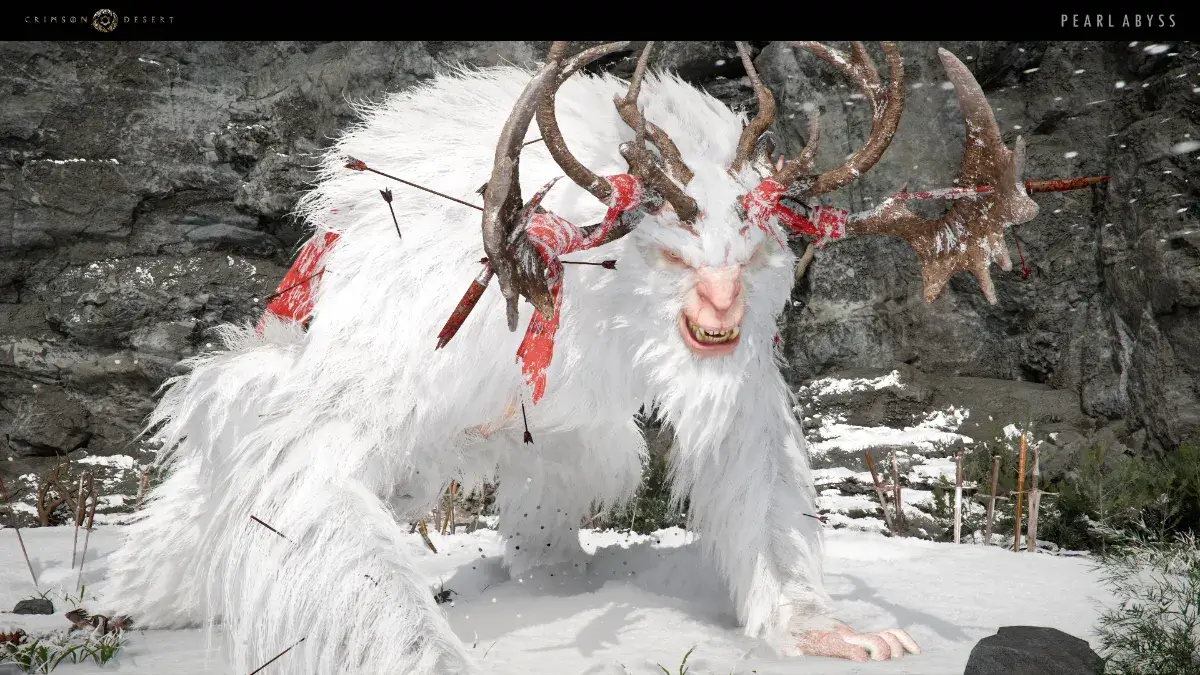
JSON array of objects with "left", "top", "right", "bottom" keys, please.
[{"left": 660, "top": 249, "right": 686, "bottom": 266}]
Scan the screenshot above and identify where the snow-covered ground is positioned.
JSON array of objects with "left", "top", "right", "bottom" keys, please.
[
  {"left": 2, "top": 370, "right": 1109, "bottom": 673},
  {"left": 1, "top": 524, "right": 1111, "bottom": 674}
]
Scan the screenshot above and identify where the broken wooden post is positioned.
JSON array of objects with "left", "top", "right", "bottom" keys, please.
[
  {"left": 416, "top": 519, "right": 438, "bottom": 554},
  {"left": 984, "top": 455, "right": 1000, "bottom": 543},
  {"left": 76, "top": 484, "right": 99, "bottom": 592},
  {"left": 1027, "top": 443, "right": 1040, "bottom": 553},
  {"left": 135, "top": 469, "right": 150, "bottom": 510},
  {"left": 71, "top": 473, "right": 88, "bottom": 568},
  {"left": 1013, "top": 428, "right": 1028, "bottom": 552},
  {"left": 891, "top": 451, "right": 903, "bottom": 535},
  {"left": 0, "top": 474, "right": 38, "bottom": 588},
  {"left": 953, "top": 451, "right": 964, "bottom": 544},
  {"left": 863, "top": 451, "right": 896, "bottom": 533},
  {"left": 441, "top": 481, "right": 458, "bottom": 535},
  {"left": 432, "top": 490, "right": 442, "bottom": 537}
]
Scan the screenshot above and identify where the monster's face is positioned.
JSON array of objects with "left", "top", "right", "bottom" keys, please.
[{"left": 630, "top": 162, "right": 790, "bottom": 358}]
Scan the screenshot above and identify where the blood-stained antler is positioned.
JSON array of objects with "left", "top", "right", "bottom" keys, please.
[
  {"left": 737, "top": 42, "right": 1041, "bottom": 304},
  {"left": 482, "top": 40, "right": 702, "bottom": 335},
  {"left": 481, "top": 41, "right": 570, "bottom": 331},
  {"left": 539, "top": 41, "right": 700, "bottom": 224},
  {"left": 841, "top": 49, "right": 1039, "bottom": 302}
]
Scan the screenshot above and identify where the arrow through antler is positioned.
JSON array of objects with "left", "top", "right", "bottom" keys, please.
[{"left": 841, "top": 48, "right": 1040, "bottom": 303}]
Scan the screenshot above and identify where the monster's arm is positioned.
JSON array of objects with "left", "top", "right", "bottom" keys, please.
[{"left": 667, "top": 367, "right": 827, "bottom": 643}]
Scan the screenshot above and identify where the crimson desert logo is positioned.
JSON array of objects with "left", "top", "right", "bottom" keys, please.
[
  {"left": 91, "top": 8, "right": 116, "bottom": 32},
  {"left": 23, "top": 9, "right": 175, "bottom": 32},
  {"left": 1061, "top": 13, "right": 1176, "bottom": 28}
]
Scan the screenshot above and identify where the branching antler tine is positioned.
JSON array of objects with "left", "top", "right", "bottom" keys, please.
[
  {"left": 614, "top": 42, "right": 701, "bottom": 223},
  {"left": 483, "top": 41, "right": 566, "bottom": 331},
  {"left": 777, "top": 42, "right": 904, "bottom": 196},
  {"left": 537, "top": 44, "right": 615, "bottom": 205},
  {"left": 613, "top": 43, "right": 696, "bottom": 186},
  {"left": 730, "top": 41, "right": 776, "bottom": 174},
  {"left": 848, "top": 41, "right": 881, "bottom": 89},
  {"left": 559, "top": 41, "right": 632, "bottom": 83},
  {"left": 793, "top": 111, "right": 821, "bottom": 177}
]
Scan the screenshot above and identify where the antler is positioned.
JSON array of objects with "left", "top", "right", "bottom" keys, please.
[
  {"left": 842, "top": 48, "right": 1039, "bottom": 303},
  {"left": 730, "top": 42, "right": 778, "bottom": 175},
  {"left": 612, "top": 42, "right": 700, "bottom": 223},
  {"left": 736, "top": 43, "right": 1039, "bottom": 304},
  {"left": 481, "top": 41, "right": 652, "bottom": 332},
  {"left": 481, "top": 42, "right": 568, "bottom": 330},
  {"left": 777, "top": 42, "right": 905, "bottom": 197}
]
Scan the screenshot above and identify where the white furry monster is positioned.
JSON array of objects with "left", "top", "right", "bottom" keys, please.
[{"left": 100, "top": 40, "right": 1039, "bottom": 673}]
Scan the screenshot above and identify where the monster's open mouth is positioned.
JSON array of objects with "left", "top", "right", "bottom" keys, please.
[{"left": 679, "top": 313, "right": 741, "bottom": 356}]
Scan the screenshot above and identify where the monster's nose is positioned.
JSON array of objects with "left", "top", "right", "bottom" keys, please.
[{"left": 696, "top": 266, "right": 743, "bottom": 315}]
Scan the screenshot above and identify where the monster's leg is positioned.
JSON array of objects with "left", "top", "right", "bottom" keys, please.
[
  {"left": 670, "top": 375, "right": 919, "bottom": 662},
  {"left": 105, "top": 410, "right": 478, "bottom": 674},
  {"left": 493, "top": 419, "right": 645, "bottom": 578}
]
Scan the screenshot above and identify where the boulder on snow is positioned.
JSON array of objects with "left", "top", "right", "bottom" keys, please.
[
  {"left": 12, "top": 598, "right": 54, "bottom": 615},
  {"left": 964, "top": 626, "right": 1103, "bottom": 675}
]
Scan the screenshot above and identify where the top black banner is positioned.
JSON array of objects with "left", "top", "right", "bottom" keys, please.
[{"left": 2, "top": 3, "right": 1195, "bottom": 41}]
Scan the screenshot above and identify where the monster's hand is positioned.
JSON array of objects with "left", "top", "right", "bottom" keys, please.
[{"left": 793, "top": 621, "right": 921, "bottom": 662}]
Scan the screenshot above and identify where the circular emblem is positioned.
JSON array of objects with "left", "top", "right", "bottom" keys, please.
[{"left": 91, "top": 9, "right": 118, "bottom": 33}]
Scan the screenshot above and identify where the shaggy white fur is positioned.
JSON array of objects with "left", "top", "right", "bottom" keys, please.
[{"left": 99, "top": 63, "right": 827, "bottom": 674}]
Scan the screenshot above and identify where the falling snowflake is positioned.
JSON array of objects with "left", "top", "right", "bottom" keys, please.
[
  {"left": 1064, "top": 151, "right": 1079, "bottom": 159},
  {"left": 1143, "top": 44, "right": 1171, "bottom": 55},
  {"left": 1074, "top": 69, "right": 1086, "bottom": 75},
  {"left": 1172, "top": 140, "right": 1200, "bottom": 154},
  {"left": 1114, "top": 81, "right": 1126, "bottom": 89},
  {"left": 1023, "top": 67, "right": 1039, "bottom": 74},
  {"left": 940, "top": 81, "right": 955, "bottom": 90}
]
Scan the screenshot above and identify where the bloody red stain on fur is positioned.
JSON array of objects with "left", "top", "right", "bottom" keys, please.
[{"left": 259, "top": 231, "right": 339, "bottom": 330}]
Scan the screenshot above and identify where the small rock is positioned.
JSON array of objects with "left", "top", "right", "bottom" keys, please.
[
  {"left": 964, "top": 626, "right": 1103, "bottom": 674},
  {"left": 12, "top": 598, "right": 54, "bottom": 615}
]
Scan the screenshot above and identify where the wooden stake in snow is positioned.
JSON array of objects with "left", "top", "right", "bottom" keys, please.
[
  {"left": 1013, "top": 428, "right": 1028, "bottom": 552},
  {"left": 441, "top": 481, "right": 458, "bottom": 535},
  {"left": 863, "top": 451, "right": 896, "bottom": 533},
  {"left": 416, "top": 519, "right": 438, "bottom": 554},
  {"left": 1027, "top": 443, "right": 1040, "bottom": 553},
  {"left": 135, "top": 469, "right": 150, "bottom": 510},
  {"left": 952, "top": 451, "right": 964, "bottom": 544},
  {"left": 891, "top": 451, "right": 904, "bottom": 535},
  {"left": 71, "top": 473, "right": 88, "bottom": 568},
  {"left": 432, "top": 488, "right": 442, "bottom": 538},
  {"left": 0, "top": 473, "right": 38, "bottom": 589},
  {"left": 984, "top": 454, "right": 1000, "bottom": 543},
  {"left": 76, "top": 485, "right": 99, "bottom": 592}
]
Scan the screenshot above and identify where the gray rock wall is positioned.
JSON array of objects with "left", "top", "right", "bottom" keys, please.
[{"left": 1, "top": 41, "right": 1196, "bottom": 478}]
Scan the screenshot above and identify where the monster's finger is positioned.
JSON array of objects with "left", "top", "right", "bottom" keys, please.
[
  {"left": 875, "top": 630, "right": 905, "bottom": 658},
  {"left": 883, "top": 628, "right": 921, "bottom": 654}
]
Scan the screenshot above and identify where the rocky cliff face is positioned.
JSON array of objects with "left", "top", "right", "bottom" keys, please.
[{"left": 1, "top": 41, "right": 1197, "bottom": 493}]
